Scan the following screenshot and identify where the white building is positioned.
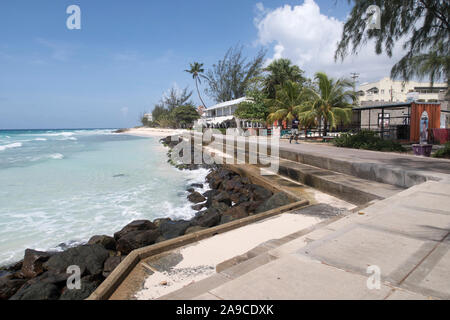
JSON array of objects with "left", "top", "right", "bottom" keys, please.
[
  {"left": 144, "top": 113, "right": 153, "bottom": 122},
  {"left": 198, "top": 97, "right": 251, "bottom": 127},
  {"left": 358, "top": 77, "right": 447, "bottom": 105}
]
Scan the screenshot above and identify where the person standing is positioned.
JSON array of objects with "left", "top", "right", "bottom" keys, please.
[{"left": 290, "top": 117, "right": 300, "bottom": 144}]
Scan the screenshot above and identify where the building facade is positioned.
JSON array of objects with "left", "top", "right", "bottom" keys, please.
[{"left": 358, "top": 77, "right": 447, "bottom": 105}]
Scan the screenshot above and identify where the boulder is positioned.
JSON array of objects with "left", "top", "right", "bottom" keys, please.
[
  {"left": 222, "top": 204, "right": 249, "bottom": 221},
  {"left": 184, "top": 226, "right": 207, "bottom": 235},
  {"left": 186, "top": 188, "right": 195, "bottom": 193},
  {"left": 88, "top": 235, "right": 116, "bottom": 251},
  {"left": 114, "top": 220, "right": 156, "bottom": 240},
  {"left": 192, "top": 208, "right": 221, "bottom": 228},
  {"left": 158, "top": 220, "right": 191, "bottom": 240},
  {"left": 0, "top": 274, "right": 27, "bottom": 300},
  {"left": 191, "top": 203, "right": 206, "bottom": 211},
  {"left": 249, "top": 184, "right": 273, "bottom": 201},
  {"left": 187, "top": 192, "right": 206, "bottom": 204},
  {"left": 59, "top": 275, "right": 101, "bottom": 300},
  {"left": 213, "top": 191, "right": 232, "bottom": 206},
  {"left": 10, "top": 281, "right": 60, "bottom": 300},
  {"left": 116, "top": 229, "right": 160, "bottom": 255},
  {"left": 210, "top": 200, "right": 230, "bottom": 214},
  {"left": 21, "top": 249, "right": 52, "bottom": 278},
  {"left": 43, "top": 244, "right": 109, "bottom": 276},
  {"left": 9, "top": 271, "right": 69, "bottom": 300},
  {"left": 102, "top": 256, "right": 126, "bottom": 278},
  {"left": 152, "top": 218, "right": 171, "bottom": 228},
  {"left": 190, "top": 183, "right": 204, "bottom": 189},
  {"left": 255, "top": 192, "right": 292, "bottom": 214}
]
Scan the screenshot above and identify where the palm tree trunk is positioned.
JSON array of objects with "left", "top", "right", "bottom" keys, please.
[
  {"left": 323, "top": 118, "right": 328, "bottom": 137},
  {"left": 195, "top": 78, "right": 207, "bottom": 109}
]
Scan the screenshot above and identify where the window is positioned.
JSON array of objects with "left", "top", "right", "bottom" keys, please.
[
  {"left": 381, "top": 89, "right": 385, "bottom": 94},
  {"left": 378, "top": 113, "right": 390, "bottom": 127}
]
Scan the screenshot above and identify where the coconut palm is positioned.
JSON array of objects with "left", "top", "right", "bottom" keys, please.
[
  {"left": 306, "top": 72, "right": 356, "bottom": 136},
  {"left": 185, "top": 62, "right": 208, "bottom": 109},
  {"left": 267, "top": 80, "right": 307, "bottom": 124},
  {"left": 263, "top": 58, "right": 305, "bottom": 99}
]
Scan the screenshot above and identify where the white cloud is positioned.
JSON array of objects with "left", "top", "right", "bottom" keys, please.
[{"left": 254, "top": 0, "right": 406, "bottom": 84}]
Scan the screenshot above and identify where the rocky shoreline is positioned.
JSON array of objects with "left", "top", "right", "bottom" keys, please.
[{"left": 0, "top": 135, "right": 293, "bottom": 300}]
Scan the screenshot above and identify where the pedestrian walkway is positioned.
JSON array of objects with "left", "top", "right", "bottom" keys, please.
[{"left": 161, "top": 180, "right": 450, "bottom": 300}]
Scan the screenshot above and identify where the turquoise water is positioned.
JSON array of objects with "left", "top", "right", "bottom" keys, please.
[{"left": 0, "top": 129, "right": 210, "bottom": 266}]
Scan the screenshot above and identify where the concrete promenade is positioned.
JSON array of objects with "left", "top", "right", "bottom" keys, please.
[{"left": 159, "top": 142, "right": 450, "bottom": 300}]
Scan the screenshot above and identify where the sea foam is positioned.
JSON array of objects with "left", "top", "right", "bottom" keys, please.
[{"left": 0, "top": 142, "right": 22, "bottom": 151}]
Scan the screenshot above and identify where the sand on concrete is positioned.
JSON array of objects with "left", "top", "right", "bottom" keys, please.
[{"left": 135, "top": 213, "right": 323, "bottom": 300}]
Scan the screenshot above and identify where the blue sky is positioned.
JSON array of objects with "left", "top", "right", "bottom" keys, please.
[{"left": 0, "top": 0, "right": 370, "bottom": 129}]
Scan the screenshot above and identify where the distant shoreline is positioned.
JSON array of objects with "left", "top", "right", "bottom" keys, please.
[{"left": 119, "top": 127, "right": 189, "bottom": 138}]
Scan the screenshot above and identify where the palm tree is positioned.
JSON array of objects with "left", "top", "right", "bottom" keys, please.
[
  {"left": 263, "top": 59, "right": 305, "bottom": 99},
  {"left": 306, "top": 72, "right": 355, "bottom": 136},
  {"left": 185, "top": 62, "right": 208, "bottom": 109},
  {"left": 267, "top": 81, "right": 306, "bottom": 125}
]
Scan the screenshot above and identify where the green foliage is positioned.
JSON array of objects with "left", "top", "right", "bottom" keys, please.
[
  {"left": 263, "top": 58, "right": 306, "bottom": 99},
  {"left": 204, "top": 45, "right": 266, "bottom": 103},
  {"left": 172, "top": 105, "right": 200, "bottom": 128},
  {"left": 333, "top": 130, "right": 406, "bottom": 152},
  {"left": 336, "top": 0, "right": 449, "bottom": 92},
  {"left": 185, "top": 62, "right": 208, "bottom": 108},
  {"left": 433, "top": 142, "right": 450, "bottom": 159},
  {"left": 305, "top": 72, "right": 355, "bottom": 135},
  {"left": 234, "top": 90, "right": 269, "bottom": 122},
  {"left": 267, "top": 81, "right": 307, "bottom": 123}
]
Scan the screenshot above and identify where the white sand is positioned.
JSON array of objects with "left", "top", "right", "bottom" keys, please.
[
  {"left": 135, "top": 213, "right": 323, "bottom": 300},
  {"left": 123, "top": 127, "right": 189, "bottom": 138}
]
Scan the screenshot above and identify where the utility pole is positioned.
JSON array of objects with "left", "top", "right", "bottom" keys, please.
[{"left": 350, "top": 73, "right": 360, "bottom": 106}]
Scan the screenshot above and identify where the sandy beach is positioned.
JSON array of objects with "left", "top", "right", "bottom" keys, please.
[{"left": 123, "top": 127, "right": 189, "bottom": 138}]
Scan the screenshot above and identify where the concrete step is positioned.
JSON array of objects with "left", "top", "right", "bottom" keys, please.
[{"left": 278, "top": 159, "right": 405, "bottom": 205}]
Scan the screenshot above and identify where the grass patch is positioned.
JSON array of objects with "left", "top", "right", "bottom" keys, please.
[
  {"left": 432, "top": 142, "right": 450, "bottom": 159},
  {"left": 333, "top": 130, "right": 406, "bottom": 152}
]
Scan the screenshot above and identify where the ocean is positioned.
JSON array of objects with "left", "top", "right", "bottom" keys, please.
[{"left": 0, "top": 129, "right": 210, "bottom": 266}]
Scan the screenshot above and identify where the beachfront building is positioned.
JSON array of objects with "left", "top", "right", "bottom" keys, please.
[
  {"left": 144, "top": 113, "right": 153, "bottom": 122},
  {"left": 197, "top": 97, "right": 251, "bottom": 128},
  {"left": 357, "top": 77, "right": 447, "bottom": 105}
]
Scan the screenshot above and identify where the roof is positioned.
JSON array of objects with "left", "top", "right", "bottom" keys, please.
[
  {"left": 353, "top": 102, "right": 441, "bottom": 111},
  {"left": 206, "top": 97, "right": 252, "bottom": 111}
]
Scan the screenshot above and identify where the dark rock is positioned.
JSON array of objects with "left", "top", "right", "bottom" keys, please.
[
  {"left": 219, "top": 215, "right": 234, "bottom": 225},
  {"left": 186, "top": 188, "right": 195, "bottom": 193},
  {"left": 0, "top": 274, "right": 27, "bottom": 300},
  {"left": 114, "top": 220, "right": 156, "bottom": 240},
  {"left": 10, "top": 281, "right": 60, "bottom": 300},
  {"left": 255, "top": 192, "right": 292, "bottom": 214},
  {"left": 102, "top": 256, "right": 126, "bottom": 278},
  {"left": 184, "top": 226, "right": 207, "bottom": 234},
  {"left": 153, "top": 218, "right": 171, "bottom": 228},
  {"left": 190, "top": 183, "right": 204, "bottom": 189},
  {"left": 249, "top": 184, "right": 273, "bottom": 201},
  {"left": 59, "top": 275, "right": 101, "bottom": 300},
  {"left": 88, "top": 235, "right": 116, "bottom": 251},
  {"left": 213, "top": 191, "right": 232, "bottom": 206},
  {"left": 191, "top": 203, "right": 206, "bottom": 211},
  {"left": 246, "top": 201, "right": 263, "bottom": 213},
  {"left": 210, "top": 200, "right": 230, "bottom": 214},
  {"left": 222, "top": 204, "right": 249, "bottom": 220},
  {"left": 192, "top": 208, "right": 221, "bottom": 228},
  {"left": 187, "top": 191, "right": 206, "bottom": 204},
  {"left": 158, "top": 220, "right": 191, "bottom": 240},
  {"left": 9, "top": 271, "right": 69, "bottom": 300},
  {"left": 116, "top": 230, "right": 160, "bottom": 255},
  {"left": 43, "top": 244, "right": 109, "bottom": 276},
  {"left": 21, "top": 249, "right": 52, "bottom": 278}
]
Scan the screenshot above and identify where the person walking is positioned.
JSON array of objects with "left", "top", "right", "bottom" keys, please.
[{"left": 290, "top": 117, "right": 300, "bottom": 144}]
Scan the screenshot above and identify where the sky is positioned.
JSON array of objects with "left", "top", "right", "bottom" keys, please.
[{"left": 0, "top": 0, "right": 407, "bottom": 129}]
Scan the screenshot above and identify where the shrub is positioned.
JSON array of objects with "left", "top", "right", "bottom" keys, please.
[
  {"left": 333, "top": 130, "right": 406, "bottom": 152},
  {"left": 432, "top": 142, "right": 450, "bottom": 159}
]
